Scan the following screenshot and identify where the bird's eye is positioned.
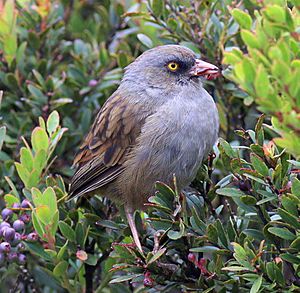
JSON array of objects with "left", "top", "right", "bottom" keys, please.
[{"left": 167, "top": 62, "right": 179, "bottom": 72}]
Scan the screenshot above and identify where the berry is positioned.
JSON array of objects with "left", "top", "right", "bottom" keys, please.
[
  {"left": 12, "top": 202, "right": 21, "bottom": 210},
  {"left": 26, "top": 232, "right": 38, "bottom": 242},
  {"left": 188, "top": 253, "right": 196, "bottom": 263},
  {"left": 18, "top": 253, "right": 26, "bottom": 264},
  {"left": 3, "top": 228, "right": 15, "bottom": 242},
  {"left": 21, "top": 200, "right": 30, "bottom": 208},
  {"left": 7, "top": 252, "right": 18, "bottom": 262},
  {"left": 19, "top": 213, "right": 31, "bottom": 223},
  {"left": 88, "top": 79, "right": 98, "bottom": 87},
  {"left": 1, "top": 208, "right": 13, "bottom": 220},
  {"left": 0, "top": 221, "right": 11, "bottom": 229},
  {"left": 0, "top": 242, "right": 11, "bottom": 253},
  {"left": 13, "top": 220, "right": 25, "bottom": 232},
  {"left": 17, "top": 242, "right": 25, "bottom": 251},
  {"left": 12, "top": 233, "right": 22, "bottom": 245},
  {"left": 0, "top": 222, "right": 11, "bottom": 237}
]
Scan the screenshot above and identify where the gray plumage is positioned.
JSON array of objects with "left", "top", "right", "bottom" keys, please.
[{"left": 69, "top": 45, "right": 220, "bottom": 251}]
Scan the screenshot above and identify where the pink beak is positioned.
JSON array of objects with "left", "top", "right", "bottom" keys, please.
[{"left": 189, "top": 59, "right": 221, "bottom": 80}]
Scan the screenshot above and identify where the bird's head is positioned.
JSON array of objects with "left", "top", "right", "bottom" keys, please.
[{"left": 123, "top": 45, "right": 221, "bottom": 91}]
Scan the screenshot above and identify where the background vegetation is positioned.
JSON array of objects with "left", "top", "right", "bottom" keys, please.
[{"left": 0, "top": 0, "right": 299, "bottom": 292}]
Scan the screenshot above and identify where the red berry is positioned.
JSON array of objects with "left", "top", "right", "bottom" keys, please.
[{"left": 188, "top": 253, "right": 196, "bottom": 263}]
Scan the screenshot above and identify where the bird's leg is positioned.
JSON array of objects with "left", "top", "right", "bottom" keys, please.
[{"left": 125, "top": 205, "right": 143, "bottom": 253}]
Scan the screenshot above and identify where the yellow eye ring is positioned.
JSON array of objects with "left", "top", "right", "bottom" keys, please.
[{"left": 167, "top": 62, "right": 179, "bottom": 72}]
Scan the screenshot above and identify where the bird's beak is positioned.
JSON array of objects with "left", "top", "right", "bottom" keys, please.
[{"left": 189, "top": 59, "right": 221, "bottom": 80}]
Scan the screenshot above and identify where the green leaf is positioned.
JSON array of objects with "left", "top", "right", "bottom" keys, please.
[
  {"left": 47, "top": 111, "right": 60, "bottom": 135},
  {"left": 20, "top": 147, "right": 34, "bottom": 171},
  {"left": 151, "top": 0, "right": 163, "bottom": 17},
  {"left": 240, "top": 195, "right": 257, "bottom": 205},
  {"left": 57, "top": 240, "right": 68, "bottom": 260},
  {"left": 110, "top": 274, "right": 140, "bottom": 284},
  {"left": 36, "top": 205, "right": 52, "bottom": 225},
  {"left": 28, "top": 84, "right": 47, "bottom": 103},
  {"left": 291, "top": 178, "right": 300, "bottom": 196},
  {"left": 268, "top": 227, "right": 296, "bottom": 240},
  {"left": 280, "top": 253, "right": 300, "bottom": 265},
  {"left": 53, "top": 261, "right": 68, "bottom": 278},
  {"left": 15, "top": 162, "right": 30, "bottom": 186},
  {"left": 278, "top": 208, "right": 300, "bottom": 229},
  {"left": 190, "top": 246, "right": 220, "bottom": 253},
  {"left": 216, "top": 188, "right": 245, "bottom": 198},
  {"left": 147, "top": 248, "right": 166, "bottom": 265},
  {"left": 232, "top": 9, "right": 252, "bottom": 29},
  {"left": 266, "top": 262, "right": 284, "bottom": 285},
  {"left": 4, "top": 194, "right": 19, "bottom": 207},
  {"left": 42, "top": 187, "right": 57, "bottom": 214},
  {"left": 137, "top": 34, "right": 153, "bottom": 48},
  {"left": 0, "top": 126, "right": 6, "bottom": 151},
  {"left": 31, "top": 127, "right": 49, "bottom": 153},
  {"left": 250, "top": 154, "right": 269, "bottom": 177},
  {"left": 167, "top": 219, "right": 185, "bottom": 240},
  {"left": 32, "top": 212, "right": 45, "bottom": 239},
  {"left": 254, "top": 65, "right": 270, "bottom": 98},
  {"left": 250, "top": 275, "right": 262, "bottom": 293},
  {"left": 25, "top": 242, "right": 51, "bottom": 261},
  {"left": 264, "top": 5, "right": 286, "bottom": 22},
  {"left": 241, "top": 30, "right": 260, "bottom": 49},
  {"left": 59, "top": 221, "right": 76, "bottom": 242}
]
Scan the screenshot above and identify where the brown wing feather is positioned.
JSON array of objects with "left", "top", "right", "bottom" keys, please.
[{"left": 69, "top": 93, "right": 145, "bottom": 199}]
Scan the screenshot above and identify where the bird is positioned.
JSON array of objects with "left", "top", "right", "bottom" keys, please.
[{"left": 68, "top": 45, "right": 220, "bottom": 252}]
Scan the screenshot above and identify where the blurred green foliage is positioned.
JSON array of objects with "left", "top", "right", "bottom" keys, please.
[{"left": 0, "top": 0, "right": 299, "bottom": 292}]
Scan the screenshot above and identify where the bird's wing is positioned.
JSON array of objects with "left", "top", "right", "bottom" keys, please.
[{"left": 69, "top": 93, "right": 145, "bottom": 199}]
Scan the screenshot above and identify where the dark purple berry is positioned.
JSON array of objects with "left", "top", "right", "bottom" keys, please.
[
  {"left": 21, "top": 200, "right": 30, "bottom": 208},
  {"left": 0, "top": 242, "right": 11, "bottom": 253},
  {"left": 7, "top": 252, "right": 18, "bottom": 262},
  {"left": 19, "top": 213, "right": 31, "bottom": 223},
  {"left": 1, "top": 208, "right": 13, "bottom": 220},
  {"left": 0, "top": 222, "right": 11, "bottom": 237},
  {"left": 0, "top": 252, "right": 5, "bottom": 265},
  {"left": 3, "top": 228, "right": 15, "bottom": 242},
  {"left": 13, "top": 220, "right": 25, "bottom": 232},
  {"left": 12, "top": 202, "right": 21, "bottom": 210},
  {"left": 17, "top": 242, "right": 25, "bottom": 251},
  {"left": 0, "top": 221, "right": 11, "bottom": 229},
  {"left": 12, "top": 233, "right": 22, "bottom": 245},
  {"left": 26, "top": 232, "right": 38, "bottom": 242},
  {"left": 18, "top": 253, "right": 26, "bottom": 264}
]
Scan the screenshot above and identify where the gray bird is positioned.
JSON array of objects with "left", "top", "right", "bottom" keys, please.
[{"left": 69, "top": 45, "right": 220, "bottom": 252}]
